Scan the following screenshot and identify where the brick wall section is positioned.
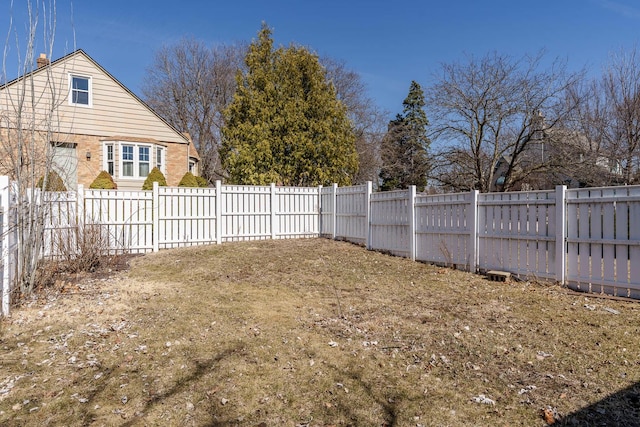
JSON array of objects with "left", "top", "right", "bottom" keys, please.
[
  {"left": 165, "top": 142, "right": 189, "bottom": 186},
  {"left": 82, "top": 135, "right": 190, "bottom": 188},
  {"left": 0, "top": 129, "right": 195, "bottom": 189},
  {"left": 76, "top": 134, "right": 103, "bottom": 186}
]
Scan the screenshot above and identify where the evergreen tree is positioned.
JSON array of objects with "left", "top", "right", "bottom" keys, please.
[
  {"left": 379, "top": 81, "right": 430, "bottom": 191},
  {"left": 178, "top": 171, "right": 199, "bottom": 187},
  {"left": 89, "top": 171, "right": 117, "bottom": 190},
  {"left": 37, "top": 171, "right": 67, "bottom": 192},
  {"left": 220, "top": 24, "right": 358, "bottom": 186},
  {"left": 142, "top": 167, "right": 167, "bottom": 190}
]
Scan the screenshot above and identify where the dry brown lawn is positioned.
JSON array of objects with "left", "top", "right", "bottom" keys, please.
[{"left": 1, "top": 238, "right": 639, "bottom": 426}]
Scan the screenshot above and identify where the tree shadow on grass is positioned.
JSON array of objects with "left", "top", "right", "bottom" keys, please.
[
  {"left": 120, "top": 343, "right": 243, "bottom": 427},
  {"left": 557, "top": 381, "right": 640, "bottom": 427}
]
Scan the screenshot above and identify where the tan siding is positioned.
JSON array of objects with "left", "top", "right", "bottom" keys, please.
[
  {"left": 0, "top": 51, "right": 197, "bottom": 187},
  {"left": 0, "top": 52, "right": 187, "bottom": 144}
]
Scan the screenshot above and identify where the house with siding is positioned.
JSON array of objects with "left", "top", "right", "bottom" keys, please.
[{"left": 0, "top": 49, "right": 198, "bottom": 190}]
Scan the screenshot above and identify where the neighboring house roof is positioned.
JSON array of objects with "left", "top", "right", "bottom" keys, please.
[
  {"left": 100, "top": 136, "right": 162, "bottom": 144},
  {"left": 188, "top": 141, "right": 200, "bottom": 161},
  {"left": 1, "top": 49, "right": 196, "bottom": 154}
]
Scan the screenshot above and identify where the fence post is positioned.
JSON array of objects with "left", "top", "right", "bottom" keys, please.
[
  {"left": 215, "top": 180, "right": 222, "bottom": 244},
  {"left": 332, "top": 183, "right": 338, "bottom": 240},
  {"left": 271, "top": 183, "right": 277, "bottom": 240},
  {"left": 152, "top": 181, "right": 159, "bottom": 253},
  {"left": 409, "top": 185, "right": 416, "bottom": 261},
  {"left": 76, "top": 184, "right": 84, "bottom": 228},
  {"left": 317, "top": 185, "right": 323, "bottom": 237},
  {"left": 555, "top": 185, "right": 567, "bottom": 285},
  {"left": 469, "top": 190, "right": 479, "bottom": 273},
  {"left": 1, "top": 176, "right": 10, "bottom": 317},
  {"left": 365, "top": 181, "right": 372, "bottom": 250}
]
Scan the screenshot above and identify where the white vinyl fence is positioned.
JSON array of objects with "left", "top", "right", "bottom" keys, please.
[
  {"left": 320, "top": 183, "right": 640, "bottom": 299},
  {"left": 566, "top": 186, "right": 640, "bottom": 299},
  {"left": 1, "top": 176, "right": 17, "bottom": 317},
  {"left": 3, "top": 178, "right": 640, "bottom": 316}
]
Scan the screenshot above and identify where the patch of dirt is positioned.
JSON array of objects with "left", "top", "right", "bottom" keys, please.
[{"left": 16, "top": 254, "right": 142, "bottom": 308}]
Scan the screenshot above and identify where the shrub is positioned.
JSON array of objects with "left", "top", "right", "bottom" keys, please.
[
  {"left": 37, "top": 170, "right": 67, "bottom": 191},
  {"left": 195, "top": 175, "right": 209, "bottom": 187},
  {"left": 142, "top": 167, "right": 167, "bottom": 190},
  {"left": 178, "top": 171, "right": 199, "bottom": 187},
  {"left": 89, "top": 170, "right": 117, "bottom": 190},
  {"left": 34, "top": 219, "right": 124, "bottom": 290}
]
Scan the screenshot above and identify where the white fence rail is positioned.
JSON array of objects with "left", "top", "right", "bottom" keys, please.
[{"left": 3, "top": 178, "right": 640, "bottom": 316}]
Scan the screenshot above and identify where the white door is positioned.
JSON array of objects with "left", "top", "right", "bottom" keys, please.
[{"left": 51, "top": 143, "right": 78, "bottom": 191}]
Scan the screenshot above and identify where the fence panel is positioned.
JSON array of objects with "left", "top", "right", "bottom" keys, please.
[
  {"left": 275, "top": 186, "right": 319, "bottom": 238},
  {"left": 320, "top": 185, "right": 335, "bottom": 237},
  {"left": 335, "top": 184, "right": 369, "bottom": 245},
  {"left": 157, "top": 186, "right": 216, "bottom": 249},
  {"left": 566, "top": 185, "right": 640, "bottom": 297},
  {"left": 415, "top": 192, "right": 473, "bottom": 269},
  {"left": 83, "top": 189, "right": 153, "bottom": 253},
  {"left": 369, "top": 189, "right": 411, "bottom": 257},
  {"left": 220, "top": 185, "right": 272, "bottom": 242},
  {"left": 42, "top": 191, "right": 77, "bottom": 258},
  {"left": 478, "top": 190, "right": 557, "bottom": 279}
]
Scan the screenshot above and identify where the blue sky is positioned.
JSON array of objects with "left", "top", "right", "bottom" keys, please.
[{"left": 2, "top": 0, "right": 639, "bottom": 117}]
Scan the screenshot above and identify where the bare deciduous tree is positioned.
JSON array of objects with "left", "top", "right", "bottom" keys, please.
[
  {"left": 142, "top": 39, "right": 246, "bottom": 182},
  {"left": 427, "top": 51, "right": 583, "bottom": 192},
  {"left": 322, "top": 57, "right": 386, "bottom": 185},
  {"left": 1, "top": 0, "right": 70, "bottom": 305},
  {"left": 559, "top": 47, "right": 640, "bottom": 188},
  {"left": 554, "top": 80, "right": 615, "bottom": 187},
  {"left": 601, "top": 47, "right": 640, "bottom": 184}
]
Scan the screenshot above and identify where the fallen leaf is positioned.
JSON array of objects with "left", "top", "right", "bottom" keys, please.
[{"left": 541, "top": 406, "right": 557, "bottom": 424}]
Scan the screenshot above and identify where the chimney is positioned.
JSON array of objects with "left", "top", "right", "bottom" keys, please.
[{"left": 36, "top": 53, "right": 50, "bottom": 68}]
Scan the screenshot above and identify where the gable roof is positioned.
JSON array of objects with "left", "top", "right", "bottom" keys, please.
[{"left": 1, "top": 49, "right": 191, "bottom": 146}]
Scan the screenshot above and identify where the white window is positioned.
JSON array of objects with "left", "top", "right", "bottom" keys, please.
[
  {"left": 102, "top": 141, "right": 167, "bottom": 179},
  {"left": 69, "top": 75, "right": 92, "bottom": 107},
  {"left": 122, "top": 144, "right": 135, "bottom": 177},
  {"left": 155, "top": 146, "right": 164, "bottom": 170},
  {"left": 139, "top": 146, "right": 150, "bottom": 177},
  {"left": 105, "top": 143, "right": 114, "bottom": 176},
  {"left": 103, "top": 142, "right": 165, "bottom": 179}
]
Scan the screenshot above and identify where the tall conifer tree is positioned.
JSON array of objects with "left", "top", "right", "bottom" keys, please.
[
  {"left": 379, "top": 81, "right": 430, "bottom": 191},
  {"left": 221, "top": 24, "right": 358, "bottom": 186}
]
